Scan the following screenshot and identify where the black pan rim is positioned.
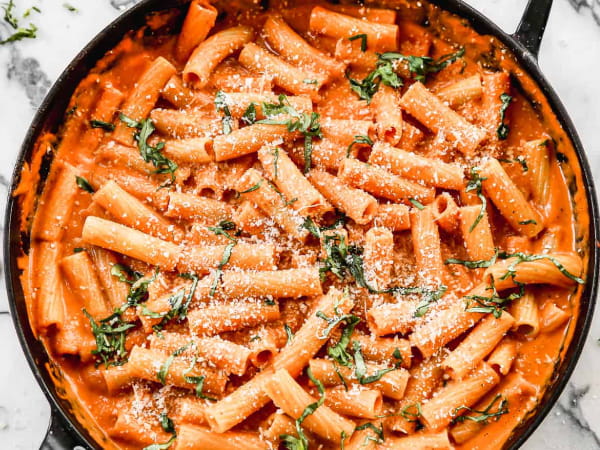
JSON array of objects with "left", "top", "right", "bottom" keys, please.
[{"left": 4, "top": 0, "right": 598, "bottom": 448}]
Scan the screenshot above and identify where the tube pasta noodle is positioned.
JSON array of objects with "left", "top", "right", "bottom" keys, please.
[
  {"left": 372, "top": 85, "right": 403, "bottom": 144},
  {"left": 61, "top": 251, "right": 112, "bottom": 319},
  {"left": 324, "top": 386, "right": 383, "bottom": 419},
  {"left": 509, "top": 291, "right": 540, "bottom": 337},
  {"left": 183, "top": 26, "right": 253, "bottom": 88},
  {"left": 411, "top": 205, "right": 445, "bottom": 286},
  {"left": 437, "top": 74, "right": 483, "bottom": 107},
  {"left": 459, "top": 204, "right": 496, "bottom": 261},
  {"left": 339, "top": 158, "right": 436, "bottom": 205},
  {"left": 442, "top": 311, "right": 515, "bottom": 380},
  {"left": 373, "top": 203, "right": 411, "bottom": 231},
  {"left": 263, "top": 15, "right": 345, "bottom": 81},
  {"left": 20, "top": 1, "right": 589, "bottom": 449},
  {"left": 420, "top": 362, "right": 500, "bottom": 430},
  {"left": 238, "top": 42, "right": 324, "bottom": 101},
  {"left": 308, "top": 169, "right": 378, "bottom": 225},
  {"left": 309, "top": 6, "right": 399, "bottom": 52},
  {"left": 308, "top": 358, "right": 410, "bottom": 400},
  {"left": 264, "top": 369, "right": 355, "bottom": 443},
  {"left": 400, "top": 82, "right": 486, "bottom": 155},
  {"left": 258, "top": 146, "right": 332, "bottom": 215},
  {"left": 369, "top": 142, "right": 464, "bottom": 190},
  {"left": 93, "top": 180, "right": 183, "bottom": 242},
  {"left": 112, "top": 56, "right": 176, "bottom": 145},
  {"left": 486, "top": 338, "right": 518, "bottom": 375},
  {"left": 176, "top": 424, "right": 264, "bottom": 450},
  {"left": 480, "top": 158, "right": 544, "bottom": 237},
  {"left": 175, "top": 0, "right": 218, "bottom": 62},
  {"left": 432, "top": 192, "right": 460, "bottom": 233}
]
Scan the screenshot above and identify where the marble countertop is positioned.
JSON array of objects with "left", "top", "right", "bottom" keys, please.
[{"left": 0, "top": 0, "right": 599, "bottom": 448}]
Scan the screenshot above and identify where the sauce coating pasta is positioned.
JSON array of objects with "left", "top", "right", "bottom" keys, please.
[{"left": 16, "top": 1, "right": 590, "bottom": 449}]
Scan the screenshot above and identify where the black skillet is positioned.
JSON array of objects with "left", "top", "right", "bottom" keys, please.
[{"left": 4, "top": 0, "right": 599, "bottom": 448}]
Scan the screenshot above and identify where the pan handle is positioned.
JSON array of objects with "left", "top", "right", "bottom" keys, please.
[
  {"left": 512, "top": 0, "right": 553, "bottom": 58},
  {"left": 40, "top": 410, "right": 85, "bottom": 450}
]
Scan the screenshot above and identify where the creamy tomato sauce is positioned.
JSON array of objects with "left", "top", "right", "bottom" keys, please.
[{"left": 15, "top": 1, "right": 590, "bottom": 449}]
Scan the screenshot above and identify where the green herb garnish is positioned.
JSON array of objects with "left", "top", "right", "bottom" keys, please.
[
  {"left": 465, "top": 167, "right": 487, "bottom": 232},
  {"left": 497, "top": 93, "right": 512, "bottom": 140},
  {"left": 454, "top": 394, "right": 509, "bottom": 424},
  {"left": 75, "top": 176, "right": 94, "bottom": 193},
  {"left": 83, "top": 309, "right": 136, "bottom": 368},
  {"left": 90, "top": 119, "right": 115, "bottom": 131},
  {"left": 348, "top": 33, "right": 367, "bottom": 52},
  {"left": 258, "top": 95, "right": 323, "bottom": 173},
  {"left": 119, "top": 114, "right": 178, "bottom": 182},
  {"left": 346, "top": 134, "right": 373, "bottom": 157},
  {"left": 281, "top": 367, "right": 325, "bottom": 450},
  {"left": 215, "top": 90, "right": 234, "bottom": 135},
  {"left": 409, "top": 198, "right": 425, "bottom": 210}
]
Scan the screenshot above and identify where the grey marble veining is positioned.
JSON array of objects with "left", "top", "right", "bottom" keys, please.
[
  {"left": 568, "top": 0, "right": 600, "bottom": 24},
  {"left": 0, "top": 0, "right": 599, "bottom": 448}
]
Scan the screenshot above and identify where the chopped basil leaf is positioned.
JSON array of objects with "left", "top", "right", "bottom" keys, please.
[
  {"left": 119, "top": 114, "right": 178, "bottom": 182},
  {"left": 497, "top": 93, "right": 512, "bottom": 140},
  {"left": 241, "top": 103, "right": 257, "bottom": 126},
  {"left": 83, "top": 309, "right": 136, "bottom": 368},
  {"left": 75, "top": 176, "right": 95, "bottom": 193},
  {"left": 159, "top": 413, "right": 175, "bottom": 434},
  {"left": 327, "top": 315, "right": 360, "bottom": 366},
  {"left": 264, "top": 298, "right": 276, "bottom": 306},
  {"left": 454, "top": 394, "right": 509, "bottom": 424},
  {"left": 63, "top": 3, "right": 78, "bottom": 12},
  {"left": 1, "top": 22, "right": 37, "bottom": 44},
  {"left": 519, "top": 219, "right": 537, "bottom": 225},
  {"left": 352, "top": 340, "right": 396, "bottom": 384},
  {"left": 465, "top": 167, "right": 487, "bottom": 232},
  {"left": 399, "top": 402, "right": 422, "bottom": 422},
  {"left": 316, "top": 309, "right": 356, "bottom": 340},
  {"left": 281, "top": 367, "right": 325, "bottom": 450},
  {"left": 23, "top": 6, "right": 41, "bottom": 18},
  {"left": 158, "top": 344, "right": 191, "bottom": 384},
  {"left": 239, "top": 179, "right": 263, "bottom": 194},
  {"left": 215, "top": 90, "right": 235, "bottom": 135},
  {"left": 380, "top": 48, "right": 465, "bottom": 82},
  {"left": 445, "top": 251, "right": 498, "bottom": 269},
  {"left": 409, "top": 198, "right": 425, "bottom": 210},
  {"left": 348, "top": 33, "right": 367, "bottom": 52},
  {"left": 464, "top": 275, "right": 524, "bottom": 318},
  {"left": 73, "top": 247, "right": 85, "bottom": 253},
  {"left": 207, "top": 220, "right": 238, "bottom": 241},
  {"left": 258, "top": 95, "right": 323, "bottom": 173},
  {"left": 182, "top": 356, "right": 216, "bottom": 400},
  {"left": 90, "top": 119, "right": 115, "bottom": 131},
  {"left": 142, "top": 435, "right": 176, "bottom": 450},
  {"left": 118, "top": 112, "right": 139, "bottom": 128},
  {"left": 355, "top": 422, "right": 384, "bottom": 443},
  {"left": 346, "top": 134, "right": 373, "bottom": 157},
  {"left": 392, "top": 347, "right": 403, "bottom": 363},
  {"left": 2, "top": 0, "right": 18, "bottom": 28},
  {"left": 284, "top": 324, "right": 294, "bottom": 344},
  {"left": 210, "top": 242, "right": 237, "bottom": 296},
  {"left": 347, "top": 48, "right": 464, "bottom": 103}
]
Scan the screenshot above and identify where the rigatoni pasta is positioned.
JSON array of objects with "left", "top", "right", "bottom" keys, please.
[{"left": 19, "top": 1, "right": 589, "bottom": 449}]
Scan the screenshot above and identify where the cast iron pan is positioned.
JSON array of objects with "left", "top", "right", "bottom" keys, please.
[{"left": 4, "top": 0, "right": 599, "bottom": 448}]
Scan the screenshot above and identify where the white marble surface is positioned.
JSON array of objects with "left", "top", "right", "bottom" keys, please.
[{"left": 0, "top": 0, "right": 599, "bottom": 448}]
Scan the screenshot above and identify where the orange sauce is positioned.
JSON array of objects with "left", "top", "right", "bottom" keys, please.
[{"left": 14, "top": 1, "right": 590, "bottom": 449}]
